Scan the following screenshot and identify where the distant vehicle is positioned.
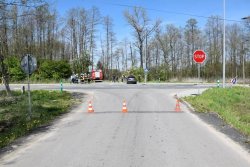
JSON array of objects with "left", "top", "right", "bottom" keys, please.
[
  {"left": 91, "top": 69, "right": 103, "bottom": 82},
  {"left": 127, "top": 75, "right": 137, "bottom": 84},
  {"left": 71, "top": 74, "right": 78, "bottom": 83}
]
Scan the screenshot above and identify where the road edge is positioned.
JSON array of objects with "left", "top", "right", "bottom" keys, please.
[
  {"left": 179, "top": 96, "right": 250, "bottom": 153},
  {"left": 0, "top": 92, "right": 86, "bottom": 159}
]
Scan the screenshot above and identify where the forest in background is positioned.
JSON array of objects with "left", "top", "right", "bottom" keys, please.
[{"left": 0, "top": 0, "right": 250, "bottom": 91}]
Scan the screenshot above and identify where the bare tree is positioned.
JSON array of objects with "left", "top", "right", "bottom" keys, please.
[
  {"left": 184, "top": 18, "right": 201, "bottom": 77},
  {"left": 0, "top": 0, "right": 46, "bottom": 95},
  {"left": 67, "top": 9, "right": 78, "bottom": 61},
  {"left": 124, "top": 39, "right": 128, "bottom": 71},
  {"left": 103, "top": 16, "right": 111, "bottom": 70},
  {"left": 167, "top": 25, "right": 180, "bottom": 77},
  {"left": 89, "top": 7, "right": 100, "bottom": 70},
  {"left": 204, "top": 16, "right": 223, "bottom": 79},
  {"left": 124, "top": 7, "right": 160, "bottom": 69},
  {"left": 78, "top": 8, "right": 88, "bottom": 59},
  {"left": 227, "top": 24, "right": 243, "bottom": 77},
  {"left": 155, "top": 26, "right": 170, "bottom": 68},
  {"left": 103, "top": 15, "right": 116, "bottom": 79},
  {"left": 129, "top": 42, "right": 136, "bottom": 68},
  {"left": 110, "top": 31, "right": 116, "bottom": 70}
]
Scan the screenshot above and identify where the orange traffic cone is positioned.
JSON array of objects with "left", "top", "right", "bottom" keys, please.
[
  {"left": 88, "top": 101, "right": 94, "bottom": 113},
  {"left": 122, "top": 100, "right": 128, "bottom": 113},
  {"left": 175, "top": 99, "right": 181, "bottom": 112}
]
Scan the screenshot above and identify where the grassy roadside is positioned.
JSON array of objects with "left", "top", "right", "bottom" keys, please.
[
  {"left": 184, "top": 87, "right": 250, "bottom": 137},
  {"left": 0, "top": 90, "right": 82, "bottom": 148}
]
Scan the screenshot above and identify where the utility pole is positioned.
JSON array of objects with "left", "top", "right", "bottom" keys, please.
[
  {"left": 241, "top": 16, "right": 250, "bottom": 85},
  {"left": 222, "top": 0, "right": 226, "bottom": 88}
]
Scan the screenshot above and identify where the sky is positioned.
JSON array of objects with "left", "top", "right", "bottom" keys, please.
[{"left": 53, "top": 0, "right": 250, "bottom": 40}]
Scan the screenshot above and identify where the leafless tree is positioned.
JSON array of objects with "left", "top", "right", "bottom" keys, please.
[
  {"left": 124, "top": 7, "right": 160, "bottom": 69},
  {"left": 204, "top": 16, "right": 223, "bottom": 78},
  {"left": 184, "top": 18, "right": 201, "bottom": 76},
  {"left": 89, "top": 7, "right": 100, "bottom": 70},
  {"left": 0, "top": 0, "right": 46, "bottom": 95}
]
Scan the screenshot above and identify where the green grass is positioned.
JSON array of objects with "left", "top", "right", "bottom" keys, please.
[
  {"left": 184, "top": 87, "right": 250, "bottom": 136},
  {"left": 11, "top": 79, "right": 70, "bottom": 84},
  {"left": 0, "top": 90, "right": 81, "bottom": 148}
]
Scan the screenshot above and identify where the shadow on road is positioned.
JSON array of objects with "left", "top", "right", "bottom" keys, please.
[{"left": 84, "top": 111, "right": 185, "bottom": 114}]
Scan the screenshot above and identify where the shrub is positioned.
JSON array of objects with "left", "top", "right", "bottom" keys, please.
[
  {"left": 34, "top": 60, "right": 71, "bottom": 81},
  {"left": 5, "top": 56, "right": 26, "bottom": 81}
]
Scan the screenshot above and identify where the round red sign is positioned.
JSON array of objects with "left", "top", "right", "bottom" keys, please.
[{"left": 193, "top": 50, "right": 206, "bottom": 64}]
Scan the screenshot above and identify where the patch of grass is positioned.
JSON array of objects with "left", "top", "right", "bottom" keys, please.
[
  {"left": 184, "top": 87, "right": 250, "bottom": 136},
  {"left": 0, "top": 90, "right": 81, "bottom": 148}
]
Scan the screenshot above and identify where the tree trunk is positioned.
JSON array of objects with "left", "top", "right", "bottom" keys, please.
[
  {"left": 139, "top": 42, "right": 143, "bottom": 69},
  {"left": 0, "top": 54, "right": 11, "bottom": 96}
]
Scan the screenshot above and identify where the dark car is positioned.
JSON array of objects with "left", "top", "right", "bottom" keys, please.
[
  {"left": 71, "top": 74, "right": 79, "bottom": 84},
  {"left": 127, "top": 75, "right": 137, "bottom": 84}
]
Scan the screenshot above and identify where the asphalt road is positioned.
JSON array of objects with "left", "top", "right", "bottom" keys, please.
[{"left": 0, "top": 83, "right": 249, "bottom": 167}]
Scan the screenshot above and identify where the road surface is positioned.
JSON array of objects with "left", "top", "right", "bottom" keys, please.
[{"left": 0, "top": 83, "right": 249, "bottom": 167}]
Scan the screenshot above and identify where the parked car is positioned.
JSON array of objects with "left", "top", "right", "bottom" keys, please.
[
  {"left": 71, "top": 74, "right": 79, "bottom": 83},
  {"left": 127, "top": 75, "right": 137, "bottom": 84}
]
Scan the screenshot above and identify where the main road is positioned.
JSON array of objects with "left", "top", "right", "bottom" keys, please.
[{"left": 0, "top": 83, "right": 249, "bottom": 167}]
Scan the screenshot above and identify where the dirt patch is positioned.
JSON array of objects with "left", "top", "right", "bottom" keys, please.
[
  {"left": 71, "top": 92, "right": 85, "bottom": 99},
  {"left": 70, "top": 92, "right": 86, "bottom": 106}
]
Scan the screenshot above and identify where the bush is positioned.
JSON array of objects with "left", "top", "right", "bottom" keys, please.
[
  {"left": 2, "top": 57, "right": 74, "bottom": 82},
  {"left": 33, "top": 60, "right": 71, "bottom": 81},
  {"left": 124, "top": 68, "right": 144, "bottom": 82},
  {"left": 5, "top": 56, "right": 26, "bottom": 81},
  {"left": 147, "top": 65, "right": 169, "bottom": 82},
  {"left": 71, "top": 53, "right": 91, "bottom": 75}
]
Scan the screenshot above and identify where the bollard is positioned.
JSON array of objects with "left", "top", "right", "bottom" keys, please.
[
  {"left": 22, "top": 86, "right": 25, "bottom": 94},
  {"left": 217, "top": 80, "right": 220, "bottom": 88},
  {"left": 60, "top": 80, "right": 63, "bottom": 92}
]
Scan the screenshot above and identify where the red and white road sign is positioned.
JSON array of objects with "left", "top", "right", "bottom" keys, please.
[{"left": 193, "top": 50, "right": 206, "bottom": 64}]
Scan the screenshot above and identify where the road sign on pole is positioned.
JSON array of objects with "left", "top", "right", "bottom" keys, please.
[
  {"left": 21, "top": 54, "right": 37, "bottom": 75},
  {"left": 21, "top": 54, "right": 37, "bottom": 120},
  {"left": 193, "top": 50, "right": 206, "bottom": 94},
  {"left": 193, "top": 50, "right": 206, "bottom": 64}
]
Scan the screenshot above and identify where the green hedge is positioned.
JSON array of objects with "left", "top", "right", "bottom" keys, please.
[{"left": 3, "top": 57, "right": 72, "bottom": 82}]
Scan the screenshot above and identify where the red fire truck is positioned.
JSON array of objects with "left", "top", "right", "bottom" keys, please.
[{"left": 91, "top": 69, "right": 103, "bottom": 82}]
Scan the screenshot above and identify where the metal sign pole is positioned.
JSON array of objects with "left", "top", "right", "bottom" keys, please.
[
  {"left": 198, "top": 64, "right": 201, "bottom": 81},
  {"left": 144, "top": 69, "right": 148, "bottom": 84},
  {"left": 21, "top": 54, "right": 37, "bottom": 120},
  {"left": 222, "top": 0, "right": 226, "bottom": 88},
  {"left": 27, "top": 55, "right": 32, "bottom": 119},
  {"left": 198, "top": 64, "right": 201, "bottom": 94},
  {"left": 193, "top": 50, "right": 206, "bottom": 95}
]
